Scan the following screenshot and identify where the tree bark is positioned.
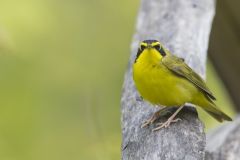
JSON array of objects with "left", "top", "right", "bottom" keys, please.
[
  {"left": 121, "top": 0, "right": 215, "bottom": 159},
  {"left": 205, "top": 116, "right": 240, "bottom": 160}
]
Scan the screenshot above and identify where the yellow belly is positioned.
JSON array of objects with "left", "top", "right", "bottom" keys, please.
[{"left": 133, "top": 62, "right": 198, "bottom": 106}]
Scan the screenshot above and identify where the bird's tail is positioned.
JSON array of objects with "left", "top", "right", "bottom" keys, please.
[{"left": 202, "top": 101, "right": 232, "bottom": 122}]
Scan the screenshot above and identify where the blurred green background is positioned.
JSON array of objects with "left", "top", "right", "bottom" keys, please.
[{"left": 0, "top": 0, "right": 235, "bottom": 160}]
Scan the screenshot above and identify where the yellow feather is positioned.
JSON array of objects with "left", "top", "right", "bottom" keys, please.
[{"left": 133, "top": 40, "right": 232, "bottom": 122}]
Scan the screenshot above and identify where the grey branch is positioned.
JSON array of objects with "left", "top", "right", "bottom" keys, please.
[
  {"left": 205, "top": 116, "right": 240, "bottom": 160},
  {"left": 121, "top": 0, "right": 240, "bottom": 159},
  {"left": 121, "top": 0, "right": 214, "bottom": 159}
]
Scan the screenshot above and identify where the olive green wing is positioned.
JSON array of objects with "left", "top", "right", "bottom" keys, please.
[{"left": 162, "top": 55, "right": 216, "bottom": 100}]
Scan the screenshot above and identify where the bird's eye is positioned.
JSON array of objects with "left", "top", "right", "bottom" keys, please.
[
  {"left": 140, "top": 45, "right": 146, "bottom": 51},
  {"left": 154, "top": 45, "right": 160, "bottom": 50}
]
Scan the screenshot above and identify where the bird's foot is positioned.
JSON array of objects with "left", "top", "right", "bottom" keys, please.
[
  {"left": 141, "top": 113, "right": 159, "bottom": 128},
  {"left": 141, "top": 107, "right": 168, "bottom": 128},
  {"left": 152, "top": 105, "right": 184, "bottom": 131},
  {"left": 152, "top": 118, "right": 181, "bottom": 131}
]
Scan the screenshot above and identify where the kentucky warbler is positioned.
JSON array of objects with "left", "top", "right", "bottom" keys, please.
[{"left": 133, "top": 40, "right": 232, "bottom": 131}]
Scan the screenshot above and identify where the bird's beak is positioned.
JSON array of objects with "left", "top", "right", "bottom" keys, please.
[{"left": 147, "top": 44, "right": 152, "bottom": 49}]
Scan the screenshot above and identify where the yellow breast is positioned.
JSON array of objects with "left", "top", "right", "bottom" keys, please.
[{"left": 133, "top": 49, "right": 197, "bottom": 106}]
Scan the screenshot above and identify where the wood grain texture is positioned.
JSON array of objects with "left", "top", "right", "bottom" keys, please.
[{"left": 121, "top": 0, "right": 215, "bottom": 159}]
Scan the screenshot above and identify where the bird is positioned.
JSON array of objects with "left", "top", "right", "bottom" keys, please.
[{"left": 132, "top": 39, "right": 232, "bottom": 131}]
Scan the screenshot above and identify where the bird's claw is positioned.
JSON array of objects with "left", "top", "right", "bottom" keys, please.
[
  {"left": 152, "top": 118, "right": 182, "bottom": 131},
  {"left": 141, "top": 117, "right": 157, "bottom": 128}
]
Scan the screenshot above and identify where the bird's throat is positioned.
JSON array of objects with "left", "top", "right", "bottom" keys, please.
[{"left": 139, "top": 49, "right": 162, "bottom": 66}]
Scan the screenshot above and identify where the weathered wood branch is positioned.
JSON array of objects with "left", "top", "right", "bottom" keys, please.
[
  {"left": 121, "top": 0, "right": 215, "bottom": 159},
  {"left": 205, "top": 116, "right": 240, "bottom": 160}
]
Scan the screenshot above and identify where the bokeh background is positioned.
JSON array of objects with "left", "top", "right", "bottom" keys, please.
[{"left": 0, "top": 0, "right": 237, "bottom": 160}]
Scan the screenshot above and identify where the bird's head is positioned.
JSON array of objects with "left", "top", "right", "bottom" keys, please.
[{"left": 135, "top": 39, "right": 167, "bottom": 63}]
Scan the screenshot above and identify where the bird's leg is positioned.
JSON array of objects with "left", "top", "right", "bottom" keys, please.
[
  {"left": 141, "top": 106, "right": 168, "bottom": 128},
  {"left": 152, "top": 105, "right": 184, "bottom": 131}
]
